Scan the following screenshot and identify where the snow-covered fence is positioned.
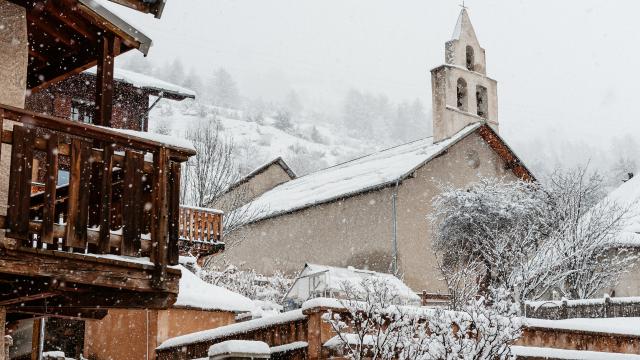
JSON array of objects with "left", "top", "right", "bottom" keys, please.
[{"left": 525, "top": 296, "right": 640, "bottom": 320}]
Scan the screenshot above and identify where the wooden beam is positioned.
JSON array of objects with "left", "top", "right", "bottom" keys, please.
[
  {"left": 98, "top": 144, "right": 113, "bottom": 253},
  {"left": 0, "top": 248, "right": 180, "bottom": 293},
  {"left": 42, "top": 133, "right": 59, "bottom": 244},
  {"left": 94, "top": 34, "right": 115, "bottom": 127},
  {"left": 46, "top": 0, "right": 97, "bottom": 42},
  {"left": 0, "top": 106, "right": 196, "bottom": 155},
  {"left": 9, "top": 308, "right": 108, "bottom": 320}
]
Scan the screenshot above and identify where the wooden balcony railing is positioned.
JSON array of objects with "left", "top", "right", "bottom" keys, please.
[
  {"left": 178, "top": 205, "right": 224, "bottom": 257},
  {"left": 179, "top": 205, "right": 223, "bottom": 243},
  {"left": 0, "top": 105, "right": 196, "bottom": 289}
]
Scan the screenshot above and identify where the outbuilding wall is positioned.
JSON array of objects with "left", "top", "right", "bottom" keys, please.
[{"left": 83, "top": 308, "right": 235, "bottom": 360}]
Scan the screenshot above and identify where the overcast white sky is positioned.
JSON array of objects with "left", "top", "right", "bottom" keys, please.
[{"left": 114, "top": 0, "right": 640, "bottom": 153}]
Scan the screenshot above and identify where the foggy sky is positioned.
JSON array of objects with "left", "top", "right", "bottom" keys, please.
[{"left": 113, "top": 0, "right": 640, "bottom": 152}]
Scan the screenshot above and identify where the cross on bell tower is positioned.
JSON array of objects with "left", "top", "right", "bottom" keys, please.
[{"left": 430, "top": 8, "right": 499, "bottom": 142}]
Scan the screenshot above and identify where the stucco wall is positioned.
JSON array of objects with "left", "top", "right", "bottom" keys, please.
[
  {"left": 613, "top": 253, "right": 640, "bottom": 296},
  {"left": 222, "top": 132, "right": 518, "bottom": 292},
  {"left": 155, "top": 308, "right": 235, "bottom": 347},
  {"left": 84, "top": 309, "right": 155, "bottom": 360},
  {"left": 0, "top": 1, "right": 27, "bottom": 225},
  {"left": 223, "top": 184, "right": 395, "bottom": 275},
  {"left": 0, "top": 0, "right": 27, "bottom": 108},
  {"left": 84, "top": 308, "right": 235, "bottom": 360},
  {"left": 214, "top": 163, "right": 293, "bottom": 211}
]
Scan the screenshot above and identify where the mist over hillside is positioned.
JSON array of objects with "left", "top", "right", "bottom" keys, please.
[{"left": 130, "top": 56, "right": 637, "bottom": 188}]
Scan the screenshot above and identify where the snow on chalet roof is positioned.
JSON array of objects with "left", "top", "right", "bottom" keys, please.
[
  {"left": 234, "top": 123, "right": 482, "bottom": 224},
  {"left": 174, "top": 265, "right": 255, "bottom": 313},
  {"left": 103, "top": 126, "right": 195, "bottom": 152},
  {"left": 84, "top": 68, "right": 196, "bottom": 99},
  {"left": 157, "top": 309, "right": 306, "bottom": 350},
  {"left": 603, "top": 174, "right": 640, "bottom": 246},
  {"left": 79, "top": 0, "right": 153, "bottom": 54}
]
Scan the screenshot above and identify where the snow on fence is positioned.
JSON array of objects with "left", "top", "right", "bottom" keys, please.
[{"left": 524, "top": 296, "right": 640, "bottom": 320}]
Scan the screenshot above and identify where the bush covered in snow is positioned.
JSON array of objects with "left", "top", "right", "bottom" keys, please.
[
  {"left": 432, "top": 167, "right": 637, "bottom": 302},
  {"left": 323, "top": 277, "right": 521, "bottom": 360},
  {"left": 200, "top": 262, "right": 292, "bottom": 306}
]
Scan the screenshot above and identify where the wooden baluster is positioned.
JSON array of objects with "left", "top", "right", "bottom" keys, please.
[
  {"left": 179, "top": 207, "right": 185, "bottom": 240},
  {"left": 97, "top": 145, "right": 114, "bottom": 254},
  {"left": 214, "top": 214, "right": 221, "bottom": 241},
  {"left": 41, "top": 133, "right": 59, "bottom": 244},
  {"left": 151, "top": 148, "right": 169, "bottom": 287},
  {"left": 167, "top": 161, "right": 180, "bottom": 265},
  {"left": 195, "top": 209, "right": 199, "bottom": 241},
  {"left": 66, "top": 139, "right": 92, "bottom": 250},
  {"left": 122, "top": 151, "right": 143, "bottom": 256},
  {"left": 188, "top": 208, "right": 194, "bottom": 242},
  {"left": 219, "top": 213, "right": 223, "bottom": 241},
  {"left": 7, "top": 126, "right": 34, "bottom": 241}
]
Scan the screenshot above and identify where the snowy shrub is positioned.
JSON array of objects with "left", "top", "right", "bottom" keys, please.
[
  {"left": 432, "top": 167, "right": 637, "bottom": 302},
  {"left": 323, "top": 277, "right": 521, "bottom": 360},
  {"left": 201, "top": 263, "right": 292, "bottom": 305}
]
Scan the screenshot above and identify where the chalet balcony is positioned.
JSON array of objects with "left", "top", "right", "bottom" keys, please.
[{"left": 0, "top": 104, "right": 198, "bottom": 316}]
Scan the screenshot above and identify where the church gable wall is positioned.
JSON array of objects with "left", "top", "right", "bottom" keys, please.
[{"left": 395, "top": 131, "right": 518, "bottom": 291}]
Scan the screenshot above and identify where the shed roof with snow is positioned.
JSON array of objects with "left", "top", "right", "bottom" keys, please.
[
  {"left": 284, "top": 263, "right": 421, "bottom": 307},
  {"left": 234, "top": 123, "right": 533, "bottom": 225}
]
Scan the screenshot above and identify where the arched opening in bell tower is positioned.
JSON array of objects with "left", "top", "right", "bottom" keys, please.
[
  {"left": 457, "top": 78, "right": 468, "bottom": 111},
  {"left": 465, "top": 45, "right": 475, "bottom": 71},
  {"left": 476, "top": 85, "right": 488, "bottom": 118}
]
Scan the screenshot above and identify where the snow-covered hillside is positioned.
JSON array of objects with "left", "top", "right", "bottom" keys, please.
[{"left": 148, "top": 100, "right": 379, "bottom": 175}]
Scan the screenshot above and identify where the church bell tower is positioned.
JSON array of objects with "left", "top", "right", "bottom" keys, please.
[{"left": 431, "top": 8, "right": 498, "bottom": 142}]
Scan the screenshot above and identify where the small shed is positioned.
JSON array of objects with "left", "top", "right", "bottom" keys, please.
[{"left": 283, "top": 264, "right": 421, "bottom": 309}]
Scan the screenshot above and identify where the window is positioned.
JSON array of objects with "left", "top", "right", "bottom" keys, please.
[
  {"left": 465, "top": 45, "right": 475, "bottom": 71},
  {"left": 70, "top": 100, "right": 94, "bottom": 124},
  {"left": 476, "top": 85, "right": 488, "bottom": 118},
  {"left": 457, "top": 78, "right": 468, "bottom": 111}
]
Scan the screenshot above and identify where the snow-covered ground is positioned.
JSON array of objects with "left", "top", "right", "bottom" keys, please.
[{"left": 148, "top": 100, "right": 381, "bottom": 176}]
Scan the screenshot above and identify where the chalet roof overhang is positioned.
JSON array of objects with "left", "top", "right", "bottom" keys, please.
[
  {"left": 107, "top": 0, "right": 166, "bottom": 18},
  {"left": 9, "top": 0, "right": 152, "bottom": 91}
]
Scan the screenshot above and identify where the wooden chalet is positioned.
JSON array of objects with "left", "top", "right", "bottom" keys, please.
[{"left": 0, "top": 1, "right": 218, "bottom": 357}]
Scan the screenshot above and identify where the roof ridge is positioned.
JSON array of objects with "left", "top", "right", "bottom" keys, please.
[{"left": 293, "top": 135, "right": 434, "bottom": 181}]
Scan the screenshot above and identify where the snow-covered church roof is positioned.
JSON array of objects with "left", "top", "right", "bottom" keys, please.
[
  {"left": 234, "top": 122, "right": 528, "bottom": 225},
  {"left": 84, "top": 67, "right": 196, "bottom": 100},
  {"left": 605, "top": 174, "right": 640, "bottom": 246},
  {"left": 174, "top": 265, "right": 255, "bottom": 313}
]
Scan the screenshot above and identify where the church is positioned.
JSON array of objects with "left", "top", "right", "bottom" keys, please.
[{"left": 219, "top": 9, "right": 534, "bottom": 293}]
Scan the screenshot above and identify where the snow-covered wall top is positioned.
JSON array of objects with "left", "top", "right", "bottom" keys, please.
[
  {"left": 174, "top": 265, "right": 255, "bottom": 313},
  {"left": 84, "top": 67, "right": 196, "bottom": 98},
  {"left": 157, "top": 309, "right": 306, "bottom": 350},
  {"left": 234, "top": 123, "right": 482, "bottom": 224}
]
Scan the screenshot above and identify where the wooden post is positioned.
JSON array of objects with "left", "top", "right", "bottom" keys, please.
[
  {"left": 95, "top": 34, "right": 116, "bottom": 127},
  {"left": 0, "top": 306, "right": 5, "bottom": 360}
]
